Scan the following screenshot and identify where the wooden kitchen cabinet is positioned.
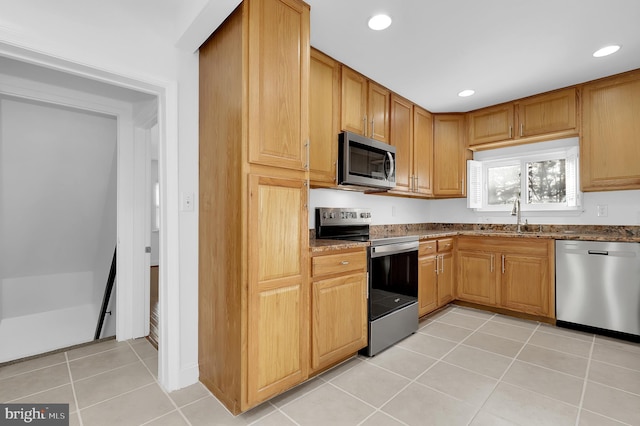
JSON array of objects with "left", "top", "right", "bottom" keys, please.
[
  {"left": 341, "top": 66, "right": 390, "bottom": 143},
  {"left": 467, "top": 88, "right": 579, "bottom": 149},
  {"left": 581, "top": 70, "right": 640, "bottom": 191},
  {"left": 390, "top": 94, "right": 414, "bottom": 193},
  {"left": 467, "top": 103, "right": 514, "bottom": 147},
  {"left": 456, "top": 237, "right": 554, "bottom": 318},
  {"left": 418, "top": 238, "right": 454, "bottom": 317},
  {"left": 413, "top": 106, "right": 434, "bottom": 195},
  {"left": 433, "top": 114, "right": 467, "bottom": 197},
  {"left": 246, "top": 0, "right": 310, "bottom": 171},
  {"left": 390, "top": 97, "right": 434, "bottom": 196},
  {"left": 309, "top": 48, "right": 340, "bottom": 187},
  {"left": 199, "top": 0, "right": 310, "bottom": 414},
  {"left": 311, "top": 248, "right": 368, "bottom": 373},
  {"left": 457, "top": 250, "right": 496, "bottom": 305}
]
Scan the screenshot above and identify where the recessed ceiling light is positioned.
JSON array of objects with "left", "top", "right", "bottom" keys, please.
[
  {"left": 593, "top": 45, "right": 621, "bottom": 58},
  {"left": 368, "top": 14, "right": 392, "bottom": 31},
  {"left": 458, "top": 89, "right": 475, "bottom": 97}
]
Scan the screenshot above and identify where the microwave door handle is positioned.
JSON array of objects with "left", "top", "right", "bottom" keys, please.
[{"left": 385, "top": 152, "right": 395, "bottom": 182}]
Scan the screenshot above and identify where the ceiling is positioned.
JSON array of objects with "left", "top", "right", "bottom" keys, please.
[{"left": 305, "top": 0, "right": 640, "bottom": 112}]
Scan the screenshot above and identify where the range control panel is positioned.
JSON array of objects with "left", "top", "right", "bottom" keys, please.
[{"left": 316, "top": 207, "right": 372, "bottom": 226}]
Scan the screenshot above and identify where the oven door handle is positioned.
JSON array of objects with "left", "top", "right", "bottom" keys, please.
[
  {"left": 371, "top": 241, "right": 419, "bottom": 258},
  {"left": 384, "top": 151, "right": 395, "bottom": 182}
]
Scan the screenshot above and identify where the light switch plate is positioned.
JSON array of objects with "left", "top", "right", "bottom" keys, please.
[
  {"left": 181, "top": 192, "right": 194, "bottom": 212},
  {"left": 596, "top": 204, "right": 608, "bottom": 217}
]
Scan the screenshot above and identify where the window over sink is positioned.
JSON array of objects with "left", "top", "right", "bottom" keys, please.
[{"left": 467, "top": 138, "right": 581, "bottom": 212}]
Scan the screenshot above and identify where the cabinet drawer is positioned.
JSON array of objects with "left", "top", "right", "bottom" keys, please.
[
  {"left": 437, "top": 238, "right": 454, "bottom": 252},
  {"left": 419, "top": 240, "right": 437, "bottom": 257},
  {"left": 312, "top": 250, "right": 367, "bottom": 277}
]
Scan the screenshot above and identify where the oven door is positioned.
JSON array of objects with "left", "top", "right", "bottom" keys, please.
[{"left": 368, "top": 242, "right": 418, "bottom": 321}]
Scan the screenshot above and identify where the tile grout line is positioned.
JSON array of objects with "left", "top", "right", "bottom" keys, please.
[
  {"left": 354, "top": 308, "right": 498, "bottom": 425},
  {"left": 466, "top": 321, "right": 542, "bottom": 425},
  {"left": 126, "top": 340, "right": 194, "bottom": 426},
  {"left": 64, "top": 351, "right": 83, "bottom": 426},
  {"left": 574, "top": 334, "right": 596, "bottom": 426}
]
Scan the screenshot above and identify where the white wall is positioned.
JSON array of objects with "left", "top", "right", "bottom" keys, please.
[
  {"left": 310, "top": 189, "right": 431, "bottom": 228},
  {"left": 311, "top": 187, "right": 640, "bottom": 228},
  {"left": 428, "top": 190, "right": 640, "bottom": 226},
  {"left": 1, "top": 272, "right": 93, "bottom": 318}
]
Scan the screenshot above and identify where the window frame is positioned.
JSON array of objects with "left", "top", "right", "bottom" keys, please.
[{"left": 467, "top": 139, "right": 581, "bottom": 212}]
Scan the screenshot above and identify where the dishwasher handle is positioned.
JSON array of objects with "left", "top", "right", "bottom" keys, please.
[{"left": 588, "top": 250, "right": 609, "bottom": 256}]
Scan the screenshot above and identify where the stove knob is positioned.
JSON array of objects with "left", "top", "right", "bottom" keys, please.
[
  {"left": 360, "top": 213, "right": 366, "bottom": 218},
  {"left": 329, "top": 212, "right": 336, "bottom": 219},
  {"left": 322, "top": 212, "right": 328, "bottom": 219}
]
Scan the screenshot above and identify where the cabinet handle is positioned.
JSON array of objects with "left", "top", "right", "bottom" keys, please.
[
  {"left": 520, "top": 122, "right": 524, "bottom": 137},
  {"left": 440, "top": 255, "right": 445, "bottom": 273},
  {"left": 509, "top": 126, "right": 513, "bottom": 138},
  {"left": 415, "top": 176, "right": 419, "bottom": 192},
  {"left": 341, "top": 261, "right": 349, "bottom": 265},
  {"left": 435, "top": 255, "right": 439, "bottom": 275},
  {"left": 363, "top": 115, "right": 367, "bottom": 136},
  {"left": 304, "top": 138, "right": 309, "bottom": 170},
  {"left": 501, "top": 254, "right": 506, "bottom": 274},
  {"left": 490, "top": 254, "right": 494, "bottom": 272},
  {"left": 371, "top": 119, "right": 375, "bottom": 138},
  {"left": 334, "top": 160, "right": 338, "bottom": 184}
]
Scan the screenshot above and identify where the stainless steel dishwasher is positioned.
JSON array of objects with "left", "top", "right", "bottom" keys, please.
[{"left": 556, "top": 240, "right": 640, "bottom": 338}]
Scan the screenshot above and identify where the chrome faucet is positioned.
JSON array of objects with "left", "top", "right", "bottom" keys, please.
[{"left": 511, "top": 196, "right": 522, "bottom": 233}]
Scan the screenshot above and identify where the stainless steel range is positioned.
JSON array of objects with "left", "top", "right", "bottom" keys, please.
[{"left": 315, "top": 207, "right": 419, "bottom": 356}]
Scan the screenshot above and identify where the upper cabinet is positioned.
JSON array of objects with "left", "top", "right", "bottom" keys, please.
[
  {"left": 413, "top": 106, "right": 434, "bottom": 195},
  {"left": 341, "top": 66, "right": 390, "bottom": 143},
  {"left": 309, "top": 48, "right": 340, "bottom": 187},
  {"left": 389, "top": 94, "right": 414, "bottom": 193},
  {"left": 247, "top": 0, "right": 310, "bottom": 170},
  {"left": 389, "top": 97, "right": 433, "bottom": 196},
  {"left": 433, "top": 114, "right": 467, "bottom": 197},
  {"left": 467, "top": 88, "right": 579, "bottom": 150},
  {"left": 467, "top": 103, "right": 514, "bottom": 146},
  {"left": 581, "top": 70, "right": 640, "bottom": 191}
]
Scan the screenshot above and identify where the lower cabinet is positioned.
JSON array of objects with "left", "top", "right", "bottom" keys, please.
[
  {"left": 418, "top": 238, "right": 454, "bottom": 317},
  {"left": 456, "top": 236, "right": 554, "bottom": 318},
  {"left": 310, "top": 247, "right": 368, "bottom": 372}
]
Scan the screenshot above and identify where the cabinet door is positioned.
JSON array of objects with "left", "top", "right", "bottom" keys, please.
[
  {"left": 433, "top": 114, "right": 467, "bottom": 197},
  {"left": 581, "top": 71, "right": 640, "bottom": 191},
  {"left": 311, "top": 272, "right": 367, "bottom": 371},
  {"left": 390, "top": 94, "right": 414, "bottom": 192},
  {"left": 247, "top": 174, "right": 309, "bottom": 406},
  {"left": 500, "top": 254, "right": 550, "bottom": 316},
  {"left": 413, "top": 106, "right": 434, "bottom": 195},
  {"left": 437, "top": 252, "right": 454, "bottom": 306},
  {"left": 341, "top": 66, "right": 368, "bottom": 136},
  {"left": 468, "top": 104, "right": 514, "bottom": 146},
  {"left": 457, "top": 250, "right": 496, "bottom": 305},
  {"left": 368, "top": 81, "right": 391, "bottom": 142},
  {"left": 419, "top": 255, "right": 438, "bottom": 316},
  {"left": 247, "top": 0, "right": 309, "bottom": 170},
  {"left": 309, "top": 49, "right": 340, "bottom": 186},
  {"left": 517, "top": 88, "right": 577, "bottom": 138}
]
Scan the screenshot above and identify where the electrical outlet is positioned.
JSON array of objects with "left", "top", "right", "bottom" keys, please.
[
  {"left": 181, "top": 192, "right": 194, "bottom": 212},
  {"left": 596, "top": 204, "right": 608, "bottom": 217}
]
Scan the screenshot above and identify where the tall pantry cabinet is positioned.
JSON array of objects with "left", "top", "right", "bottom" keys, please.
[{"left": 198, "top": 0, "right": 310, "bottom": 415}]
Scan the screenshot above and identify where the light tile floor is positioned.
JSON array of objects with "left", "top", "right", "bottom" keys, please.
[{"left": 2, "top": 305, "right": 640, "bottom": 425}]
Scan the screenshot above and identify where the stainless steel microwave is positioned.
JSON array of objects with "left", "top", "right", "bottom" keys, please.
[{"left": 338, "top": 131, "right": 396, "bottom": 190}]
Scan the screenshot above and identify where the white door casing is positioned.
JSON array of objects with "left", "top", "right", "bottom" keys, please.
[{"left": 0, "top": 41, "right": 182, "bottom": 391}]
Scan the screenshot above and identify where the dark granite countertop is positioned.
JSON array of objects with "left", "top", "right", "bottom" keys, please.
[{"left": 310, "top": 224, "right": 640, "bottom": 252}]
